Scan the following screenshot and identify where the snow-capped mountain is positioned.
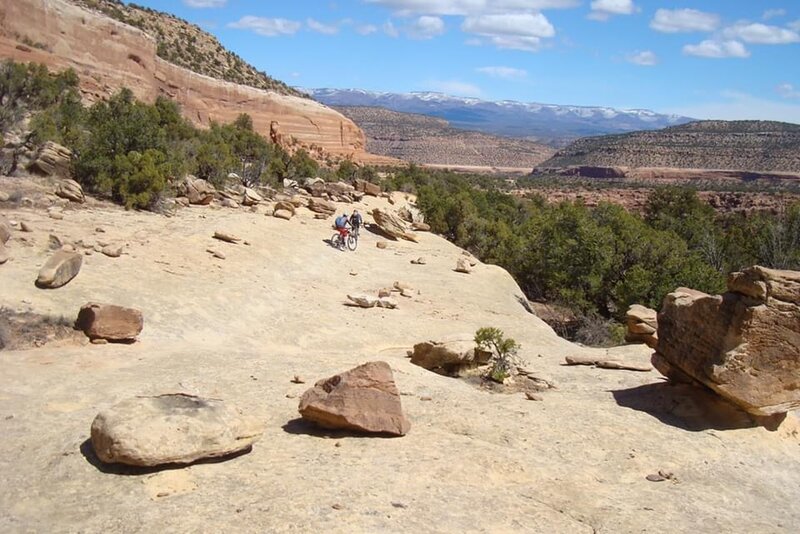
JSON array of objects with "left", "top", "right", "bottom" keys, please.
[{"left": 303, "top": 88, "right": 694, "bottom": 146}]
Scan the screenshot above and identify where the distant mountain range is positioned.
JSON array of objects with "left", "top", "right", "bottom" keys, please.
[{"left": 305, "top": 88, "right": 694, "bottom": 147}]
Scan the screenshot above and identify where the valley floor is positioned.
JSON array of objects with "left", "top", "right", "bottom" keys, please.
[{"left": 1, "top": 176, "right": 799, "bottom": 533}]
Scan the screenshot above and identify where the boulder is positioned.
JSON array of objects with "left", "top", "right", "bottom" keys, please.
[
  {"left": 411, "top": 257, "right": 427, "bottom": 265},
  {"left": 455, "top": 257, "right": 472, "bottom": 273},
  {"left": 411, "top": 222, "right": 431, "bottom": 232},
  {"left": 298, "top": 362, "right": 410, "bottom": 436},
  {"left": 36, "top": 250, "right": 82, "bottom": 288},
  {"left": 283, "top": 178, "right": 299, "bottom": 189},
  {"left": 0, "top": 243, "right": 8, "bottom": 264},
  {"left": 54, "top": 179, "right": 85, "bottom": 204},
  {"left": 354, "top": 179, "right": 381, "bottom": 197},
  {"left": 0, "top": 191, "right": 8, "bottom": 202},
  {"left": 213, "top": 231, "right": 241, "bottom": 244},
  {"left": 346, "top": 294, "right": 398, "bottom": 309},
  {"left": 654, "top": 266, "right": 800, "bottom": 416},
  {"left": 242, "top": 187, "right": 263, "bottom": 206},
  {"left": 274, "top": 209, "right": 293, "bottom": 221},
  {"left": 101, "top": 244, "right": 123, "bottom": 258},
  {"left": 77, "top": 302, "right": 143, "bottom": 342},
  {"left": 326, "top": 181, "right": 356, "bottom": 197},
  {"left": 0, "top": 221, "right": 10, "bottom": 244},
  {"left": 376, "top": 241, "right": 388, "bottom": 250},
  {"left": 29, "top": 141, "right": 72, "bottom": 177},
  {"left": 371, "top": 209, "right": 417, "bottom": 242},
  {"left": 274, "top": 201, "right": 296, "bottom": 216},
  {"left": 625, "top": 304, "right": 658, "bottom": 348},
  {"left": 410, "top": 337, "right": 492, "bottom": 377},
  {"left": 289, "top": 195, "right": 307, "bottom": 208},
  {"left": 90, "top": 394, "right": 264, "bottom": 466},
  {"left": 181, "top": 176, "right": 216, "bottom": 205},
  {"left": 221, "top": 198, "right": 239, "bottom": 209},
  {"left": 305, "top": 180, "right": 327, "bottom": 198},
  {"left": 308, "top": 198, "right": 336, "bottom": 216}
]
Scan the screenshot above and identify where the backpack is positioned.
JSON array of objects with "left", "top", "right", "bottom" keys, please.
[{"left": 335, "top": 215, "right": 347, "bottom": 228}]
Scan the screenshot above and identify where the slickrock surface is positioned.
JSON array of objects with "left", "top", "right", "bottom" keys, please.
[{"left": 1, "top": 176, "right": 799, "bottom": 533}]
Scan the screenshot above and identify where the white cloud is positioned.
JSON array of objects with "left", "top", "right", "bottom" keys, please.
[
  {"left": 307, "top": 18, "right": 339, "bottom": 35},
  {"left": 407, "top": 16, "right": 445, "bottom": 39},
  {"left": 364, "top": 0, "right": 579, "bottom": 16},
  {"left": 650, "top": 8, "right": 719, "bottom": 33},
  {"left": 777, "top": 83, "right": 800, "bottom": 99},
  {"left": 626, "top": 50, "right": 657, "bottom": 66},
  {"left": 476, "top": 66, "right": 527, "bottom": 79},
  {"left": 683, "top": 40, "right": 750, "bottom": 59},
  {"left": 424, "top": 80, "right": 483, "bottom": 97},
  {"left": 356, "top": 24, "right": 378, "bottom": 35},
  {"left": 763, "top": 9, "right": 786, "bottom": 21},
  {"left": 382, "top": 21, "right": 400, "bottom": 37},
  {"left": 790, "top": 20, "right": 800, "bottom": 32},
  {"left": 665, "top": 91, "right": 800, "bottom": 123},
  {"left": 722, "top": 22, "right": 800, "bottom": 44},
  {"left": 228, "top": 16, "right": 301, "bottom": 36},
  {"left": 589, "top": 0, "right": 636, "bottom": 21},
  {"left": 462, "top": 13, "right": 555, "bottom": 51},
  {"left": 183, "top": 0, "right": 226, "bottom": 7}
]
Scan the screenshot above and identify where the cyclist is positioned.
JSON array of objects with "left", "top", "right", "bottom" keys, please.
[
  {"left": 334, "top": 213, "right": 351, "bottom": 242},
  {"left": 350, "top": 209, "right": 363, "bottom": 238}
]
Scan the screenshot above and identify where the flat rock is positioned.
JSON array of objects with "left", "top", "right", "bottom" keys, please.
[
  {"left": 298, "top": 362, "right": 410, "bottom": 436},
  {"left": 411, "top": 338, "right": 492, "bottom": 377},
  {"left": 625, "top": 304, "right": 658, "bottom": 348},
  {"left": 347, "top": 294, "right": 398, "bottom": 309},
  {"left": 101, "top": 244, "right": 123, "bottom": 258},
  {"left": 90, "top": 394, "right": 264, "bottom": 466},
  {"left": 36, "top": 250, "right": 82, "bottom": 288},
  {"left": 77, "top": 302, "right": 144, "bottom": 342},
  {"left": 273, "top": 209, "right": 293, "bottom": 221},
  {"left": 213, "top": 231, "right": 241, "bottom": 244}
]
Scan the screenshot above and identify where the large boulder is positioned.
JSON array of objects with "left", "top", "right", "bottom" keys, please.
[
  {"left": 410, "top": 337, "right": 492, "bottom": 377},
  {"left": 36, "top": 250, "right": 82, "bottom": 288},
  {"left": 55, "top": 179, "right": 85, "bottom": 204},
  {"left": 241, "top": 187, "right": 263, "bottom": 206},
  {"left": 625, "top": 304, "right": 658, "bottom": 349},
  {"left": 274, "top": 201, "right": 296, "bottom": 216},
  {"left": 298, "top": 362, "right": 410, "bottom": 436},
  {"left": 28, "top": 141, "right": 72, "bottom": 177},
  {"left": 354, "top": 179, "right": 381, "bottom": 197},
  {"left": 308, "top": 198, "right": 336, "bottom": 216},
  {"left": 0, "top": 221, "right": 10, "bottom": 244},
  {"left": 77, "top": 303, "right": 144, "bottom": 342},
  {"left": 654, "top": 266, "right": 800, "bottom": 416},
  {"left": 90, "top": 394, "right": 264, "bottom": 466},
  {"left": 371, "top": 209, "right": 417, "bottom": 242},
  {"left": 180, "top": 176, "right": 216, "bottom": 205}
]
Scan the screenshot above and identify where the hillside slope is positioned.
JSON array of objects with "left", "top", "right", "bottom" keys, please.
[
  {"left": 1, "top": 175, "right": 800, "bottom": 532},
  {"left": 337, "top": 106, "right": 554, "bottom": 169},
  {"left": 542, "top": 120, "right": 800, "bottom": 172},
  {"left": 0, "top": 0, "right": 373, "bottom": 161}
]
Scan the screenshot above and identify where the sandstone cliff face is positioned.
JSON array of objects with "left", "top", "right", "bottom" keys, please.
[{"left": 0, "top": 0, "right": 368, "bottom": 159}]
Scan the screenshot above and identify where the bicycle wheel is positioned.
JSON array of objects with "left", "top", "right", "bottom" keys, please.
[
  {"left": 347, "top": 233, "right": 358, "bottom": 251},
  {"left": 331, "top": 233, "right": 341, "bottom": 249}
]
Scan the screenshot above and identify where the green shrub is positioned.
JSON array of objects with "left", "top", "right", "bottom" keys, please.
[{"left": 475, "top": 327, "right": 521, "bottom": 383}]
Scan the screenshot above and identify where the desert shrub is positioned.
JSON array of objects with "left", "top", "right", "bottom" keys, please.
[
  {"left": 475, "top": 327, "right": 521, "bottom": 383},
  {"left": 110, "top": 149, "right": 169, "bottom": 209}
]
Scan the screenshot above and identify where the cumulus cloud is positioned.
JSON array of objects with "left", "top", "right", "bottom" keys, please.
[
  {"left": 476, "top": 66, "right": 527, "bottom": 79},
  {"left": 790, "top": 20, "right": 800, "bottom": 32},
  {"left": 407, "top": 16, "right": 445, "bottom": 39},
  {"left": 307, "top": 18, "right": 339, "bottom": 35},
  {"left": 183, "top": 0, "right": 226, "bottom": 7},
  {"left": 228, "top": 16, "right": 301, "bottom": 37},
  {"left": 589, "top": 0, "right": 636, "bottom": 21},
  {"left": 762, "top": 9, "right": 786, "bottom": 21},
  {"left": 722, "top": 22, "right": 800, "bottom": 44},
  {"left": 356, "top": 24, "right": 378, "bottom": 35},
  {"left": 365, "top": 0, "right": 579, "bottom": 16},
  {"left": 776, "top": 83, "right": 800, "bottom": 99},
  {"left": 650, "top": 8, "right": 719, "bottom": 33},
  {"left": 462, "top": 13, "right": 555, "bottom": 51},
  {"left": 626, "top": 50, "right": 657, "bottom": 66},
  {"left": 424, "top": 80, "right": 483, "bottom": 97},
  {"left": 382, "top": 21, "right": 400, "bottom": 37},
  {"left": 683, "top": 40, "right": 750, "bottom": 59}
]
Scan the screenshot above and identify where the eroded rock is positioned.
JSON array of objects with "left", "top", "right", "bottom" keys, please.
[
  {"left": 77, "top": 302, "right": 143, "bottom": 342},
  {"left": 371, "top": 209, "right": 417, "bottom": 242},
  {"left": 410, "top": 338, "right": 492, "bottom": 377},
  {"left": 625, "top": 304, "right": 658, "bottom": 349},
  {"left": 298, "top": 362, "right": 410, "bottom": 436},
  {"left": 55, "top": 179, "right": 85, "bottom": 204},
  {"left": 36, "top": 250, "right": 82, "bottom": 288},
  {"left": 181, "top": 176, "right": 216, "bottom": 205},
  {"left": 90, "top": 394, "right": 264, "bottom": 466}
]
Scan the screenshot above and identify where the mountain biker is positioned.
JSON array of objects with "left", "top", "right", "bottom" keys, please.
[
  {"left": 334, "top": 213, "right": 350, "bottom": 240},
  {"left": 350, "top": 209, "right": 363, "bottom": 237}
]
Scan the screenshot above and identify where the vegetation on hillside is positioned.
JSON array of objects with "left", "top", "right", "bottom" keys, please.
[{"left": 69, "top": 0, "right": 304, "bottom": 97}]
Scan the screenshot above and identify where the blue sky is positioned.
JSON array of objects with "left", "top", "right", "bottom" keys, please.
[{"left": 132, "top": 1, "right": 800, "bottom": 122}]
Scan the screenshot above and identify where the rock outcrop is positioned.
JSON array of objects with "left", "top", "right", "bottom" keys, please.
[
  {"left": 77, "top": 302, "right": 144, "bottom": 342},
  {"left": 298, "top": 362, "right": 410, "bottom": 436},
  {"left": 36, "top": 250, "right": 82, "bottom": 288},
  {"left": 0, "top": 0, "right": 370, "bottom": 160},
  {"left": 355, "top": 179, "right": 381, "bottom": 197},
  {"left": 90, "top": 394, "right": 264, "bottom": 466},
  {"left": 180, "top": 176, "right": 216, "bottom": 205},
  {"left": 653, "top": 266, "right": 800, "bottom": 416},
  {"left": 625, "top": 304, "right": 658, "bottom": 349},
  {"left": 29, "top": 141, "right": 73, "bottom": 178},
  {"left": 410, "top": 338, "right": 492, "bottom": 377},
  {"left": 371, "top": 209, "right": 417, "bottom": 242}
]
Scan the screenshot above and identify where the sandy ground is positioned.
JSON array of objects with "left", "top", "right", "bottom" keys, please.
[{"left": 1, "top": 176, "right": 799, "bottom": 533}]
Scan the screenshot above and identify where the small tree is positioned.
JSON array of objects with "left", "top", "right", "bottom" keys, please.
[{"left": 474, "top": 327, "right": 521, "bottom": 383}]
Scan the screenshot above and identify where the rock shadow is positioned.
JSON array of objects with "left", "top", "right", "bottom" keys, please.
[
  {"left": 611, "top": 382, "right": 781, "bottom": 432},
  {"left": 363, "top": 223, "right": 397, "bottom": 241},
  {"left": 282, "top": 418, "right": 401, "bottom": 439},
  {"left": 79, "top": 439, "right": 253, "bottom": 475}
]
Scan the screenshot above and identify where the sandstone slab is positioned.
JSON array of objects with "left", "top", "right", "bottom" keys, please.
[
  {"left": 625, "top": 304, "right": 658, "bottom": 348},
  {"left": 654, "top": 266, "right": 800, "bottom": 416},
  {"left": 90, "top": 394, "right": 264, "bottom": 466},
  {"left": 36, "top": 250, "right": 82, "bottom": 288},
  {"left": 298, "top": 362, "right": 410, "bottom": 436},
  {"left": 411, "top": 338, "right": 492, "bottom": 377},
  {"left": 54, "top": 179, "right": 84, "bottom": 203},
  {"left": 77, "top": 302, "right": 144, "bottom": 342}
]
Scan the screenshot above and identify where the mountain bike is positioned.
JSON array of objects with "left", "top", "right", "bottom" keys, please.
[{"left": 331, "top": 227, "right": 358, "bottom": 251}]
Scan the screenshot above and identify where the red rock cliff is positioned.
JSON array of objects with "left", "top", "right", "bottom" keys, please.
[{"left": 0, "top": 0, "right": 370, "bottom": 160}]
